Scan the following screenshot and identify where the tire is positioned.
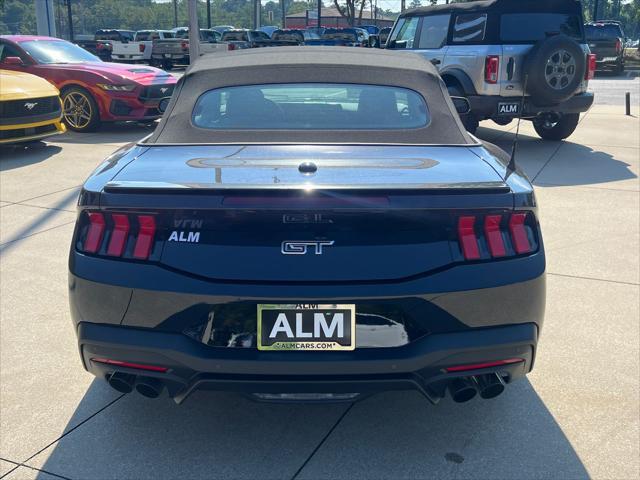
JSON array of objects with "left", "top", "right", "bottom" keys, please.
[
  {"left": 61, "top": 86, "right": 100, "bottom": 132},
  {"left": 162, "top": 60, "right": 173, "bottom": 71},
  {"left": 447, "top": 85, "right": 478, "bottom": 135},
  {"left": 524, "top": 35, "right": 586, "bottom": 106},
  {"left": 533, "top": 113, "right": 580, "bottom": 141}
]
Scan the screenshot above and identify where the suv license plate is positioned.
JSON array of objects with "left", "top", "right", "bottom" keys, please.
[
  {"left": 498, "top": 102, "right": 520, "bottom": 115},
  {"left": 257, "top": 304, "right": 355, "bottom": 351}
]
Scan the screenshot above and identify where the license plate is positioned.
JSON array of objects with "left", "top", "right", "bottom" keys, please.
[
  {"left": 257, "top": 304, "right": 355, "bottom": 351},
  {"left": 603, "top": 57, "right": 618, "bottom": 62},
  {"left": 164, "top": 53, "right": 171, "bottom": 58},
  {"left": 498, "top": 102, "right": 520, "bottom": 115}
]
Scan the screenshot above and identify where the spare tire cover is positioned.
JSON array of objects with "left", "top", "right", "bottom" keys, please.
[{"left": 524, "top": 34, "right": 586, "bottom": 106}]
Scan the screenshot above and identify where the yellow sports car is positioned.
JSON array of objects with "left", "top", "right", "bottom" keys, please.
[{"left": 0, "top": 69, "right": 65, "bottom": 144}]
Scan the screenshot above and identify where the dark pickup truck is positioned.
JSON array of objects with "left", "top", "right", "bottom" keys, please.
[
  {"left": 74, "top": 34, "right": 112, "bottom": 61},
  {"left": 221, "top": 29, "right": 298, "bottom": 49},
  {"left": 585, "top": 21, "right": 625, "bottom": 74}
]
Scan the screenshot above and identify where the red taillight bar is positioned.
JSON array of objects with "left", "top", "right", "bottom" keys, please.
[
  {"left": 84, "top": 212, "right": 105, "bottom": 253},
  {"left": 106, "top": 214, "right": 130, "bottom": 257},
  {"left": 485, "top": 55, "right": 499, "bottom": 84},
  {"left": 444, "top": 358, "right": 523, "bottom": 373},
  {"left": 484, "top": 215, "right": 506, "bottom": 257},
  {"left": 133, "top": 215, "right": 156, "bottom": 259},
  {"left": 509, "top": 213, "right": 532, "bottom": 254},
  {"left": 91, "top": 357, "right": 168, "bottom": 373},
  {"left": 457, "top": 216, "right": 480, "bottom": 260},
  {"left": 586, "top": 54, "right": 596, "bottom": 80},
  {"left": 139, "top": 43, "right": 146, "bottom": 52}
]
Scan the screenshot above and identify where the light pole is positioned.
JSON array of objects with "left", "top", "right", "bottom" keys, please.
[
  {"left": 206, "top": 0, "right": 211, "bottom": 28},
  {"left": 317, "top": 0, "right": 321, "bottom": 30},
  {"left": 173, "top": 0, "right": 178, "bottom": 28},
  {"left": 593, "top": 0, "right": 599, "bottom": 21},
  {"left": 65, "top": 0, "right": 73, "bottom": 41}
]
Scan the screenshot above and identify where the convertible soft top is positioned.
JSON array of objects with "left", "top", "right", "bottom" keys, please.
[
  {"left": 146, "top": 47, "right": 474, "bottom": 146},
  {"left": 400, "top": 0, "right": 582, "bottom": 16}
]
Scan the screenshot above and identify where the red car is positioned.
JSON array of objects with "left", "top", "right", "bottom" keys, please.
[{"left": 0, "top": 36, "right": 177, "bottom": 132}]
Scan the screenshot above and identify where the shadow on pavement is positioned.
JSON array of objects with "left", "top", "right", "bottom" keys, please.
[
  {"left": 35, "top": 378, "right": 588, "bottom": 479},
  {"left": 476, "top": 128, "right": 637, "bottom": 187},
  {"left": 0, "top": 143, "right": 62, "bottom": 172}
]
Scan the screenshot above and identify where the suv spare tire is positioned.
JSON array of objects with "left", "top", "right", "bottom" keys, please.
[{"left": 524, "top": 34, "right": 586, "bottom": 106}]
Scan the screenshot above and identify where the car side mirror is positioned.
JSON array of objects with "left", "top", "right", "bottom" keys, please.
[
  {"left": 2, "top": 56, "right": 24, "bottom": 66},
  {"left": 450, "top": 96, "right": 471, "bottom": 115},
  {"left": 158, "top": 97, "right": 171, "bottom": 113}
]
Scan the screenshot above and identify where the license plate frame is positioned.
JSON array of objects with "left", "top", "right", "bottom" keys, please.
[{"left": 257, "top": 304, "right": 356, "bottom": 351}]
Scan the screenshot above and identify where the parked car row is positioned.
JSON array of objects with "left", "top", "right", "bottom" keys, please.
[{"left": 0, "top": 35, "right": 177, "bottom": 137}]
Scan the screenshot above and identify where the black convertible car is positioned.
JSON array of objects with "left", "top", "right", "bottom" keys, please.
[{"left": 69, "top": 48, "right": 545, "bottom": 405}]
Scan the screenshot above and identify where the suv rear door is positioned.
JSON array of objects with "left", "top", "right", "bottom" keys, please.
[{"left": 498, "top": 12, "right": 586, "bottom": 97}]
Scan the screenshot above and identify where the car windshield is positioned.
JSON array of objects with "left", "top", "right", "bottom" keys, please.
[
  {"left": 192, "top": 83, "right": 429, "bottom": 130},
  {"left": 20, "top": 40, "right": 99, "bottom": 64},
  {"left": 500, "top": 14, "right": 583, "bottom": 42},
  {"left": 585, "top": 24, "right": 623, "bottom": 40}
]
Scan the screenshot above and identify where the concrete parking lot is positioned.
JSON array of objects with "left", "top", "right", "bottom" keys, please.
[{"left": 1, "top": 86, "right": 639, "bottom": 478}]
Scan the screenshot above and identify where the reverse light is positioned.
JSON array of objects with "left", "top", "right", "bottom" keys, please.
[
  {"left": 485, "top": 55, "right": 499, "bottom": 84},
  {"left": 91, "top": 357, "right": 168, "bottom": 373},
  {"left": 586, "top": 54, "right": 596, "bottom": 80},
  {"left": 444, "top": 358, "right": 523, "bottom": 373},
  {"left": 97, "top": 83, "right": 136, "bottom": 92}
]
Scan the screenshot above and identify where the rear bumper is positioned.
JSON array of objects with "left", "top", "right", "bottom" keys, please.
[
  {"left": 78, "top": 321, "right": 537, "bottom": 404},
  {"left": 468, "top": 93, "right": 594, "bottom": 119}
]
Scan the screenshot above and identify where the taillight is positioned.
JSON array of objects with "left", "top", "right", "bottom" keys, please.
[
  {"left": 508, "top": 213, "right": 531, "bottom": 254},
  {"left": 106, "top": 214, "right": 130, "bottom": 257},
  {"left": 139, "top": 43, "right": 146, "bottom": 53},
  {"left": 83, "top": 213, "right": 105, "bottom": 253},
  {"left": 80, "top": 212, "right": 157, "bottom": 260},
  {"left": 133, "top": 215, "right": 156, "bottom": 260},
  {"left": 485, "top": 55, "right": 499, "bottom": 84},
  {"left": 181, "top": 40, "right": 188, "bottom": 50},
  {"left": 457, "top": 216, "right": 480, "bottom": 260},
  {"left": 227, "top": 43, "right": 236, "bottom": 51},
  {"left": 586, "top": 53, "right": 596, "bottom": 80},
  {"left": 615, "top": 38, "right": 622, "bottom": 53},
  {"left": 457, "top": 212, "right": 535, "bottom": 261}
]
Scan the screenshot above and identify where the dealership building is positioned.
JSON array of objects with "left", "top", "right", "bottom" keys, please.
[{"left": 285, "top": 8, "right": 395, "bottom": 29}]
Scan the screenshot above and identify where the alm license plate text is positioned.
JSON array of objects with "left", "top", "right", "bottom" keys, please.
[
  {"left": 498, "top": 102, "right": 520, "bottom": 115},
  {"left": 257, "top": 304, "right": 355, "bottom": 351}
]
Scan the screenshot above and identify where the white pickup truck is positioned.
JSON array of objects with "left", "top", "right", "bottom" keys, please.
[
  {"left": 94, "top": 29, "right": 173, "bottom": 63},
  {"left": 151, "top": 28, "right": 229, "bottom": 70}
]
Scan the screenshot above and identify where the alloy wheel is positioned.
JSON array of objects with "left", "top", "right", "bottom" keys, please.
[
  {"left": 544, "top": 49, "right": 577, "bottom": 90},
  {"left": 63, "top": 91, "right": 93, "bottom": 129}
]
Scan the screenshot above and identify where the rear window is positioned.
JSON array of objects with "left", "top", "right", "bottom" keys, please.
[
  {"left": 452, "top": 13, "right": 487, "bottom": 43},
  {"left": 501, "top": 14, "right": 583, "bottom": 42},
  {"left": 585, "top": 24, "right": 624, "bottom": 40},
  {"left": 222, "top": 31, "right": 249, "bottom": 41},
  {"left": 192, "top": 83, "right": 429, "bottom": 130}
]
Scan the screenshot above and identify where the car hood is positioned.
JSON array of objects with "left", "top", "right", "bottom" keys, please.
[
  {"left": 42, "top": 62, "right": 176, "bottom": 85},
  {"left": 0, "top": 68, "right": 60, "bottom": 101}
]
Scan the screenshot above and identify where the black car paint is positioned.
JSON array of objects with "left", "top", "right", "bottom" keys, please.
[{"left": 69, "top": 138, "right": 545, "bottom": 403}]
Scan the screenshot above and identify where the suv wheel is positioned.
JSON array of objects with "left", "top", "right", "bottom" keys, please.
[
  {"left": 533, "top": 113, "right": 580, "bottom": 141},
  {"left": 524, "top": 35, "right": 586, "bottom": 105}
]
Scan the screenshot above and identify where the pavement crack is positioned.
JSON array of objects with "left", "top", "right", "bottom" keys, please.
[
  {"left": 547, "top": 271, "right": 639, "bottom": 286},
  {"left": 19, "top": 394, "right": 125, "bottom": 468},
  {"left": 290, "top": 402, "right": 355, "bottom": 480}
]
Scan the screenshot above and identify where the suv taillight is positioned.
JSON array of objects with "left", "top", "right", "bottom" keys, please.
[
  {"left": 485, "top": 55, "right": 499, "bottom": 84},
  {"left": 80, "top": 211, "right": 157, "bottom": 260},
  {"left": 181, "top": 40, "right": 188, "bottom": 50},
  {"left": 615, "top": 38, "right": 622, "bottom": 53},
  {"left": 586, "top": 54, "right": 596, "bottom": 80},
  {"left": 457, "top": 212, "right": 536, "bottom": 261}
]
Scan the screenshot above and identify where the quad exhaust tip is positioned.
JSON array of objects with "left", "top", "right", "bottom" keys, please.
[
  {"left": 107, "top": 372, "right": 136, "bottom": 394},
  {"left": 135, "top": 376, "right": 164, "bottom": 398},
  {"left": 448, "top": 373, "right": 506, "bottom": 403}
]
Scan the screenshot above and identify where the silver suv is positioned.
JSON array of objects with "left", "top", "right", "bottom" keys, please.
[{"left": 386, "top": 0, "right": 595, "bottom": 141}]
